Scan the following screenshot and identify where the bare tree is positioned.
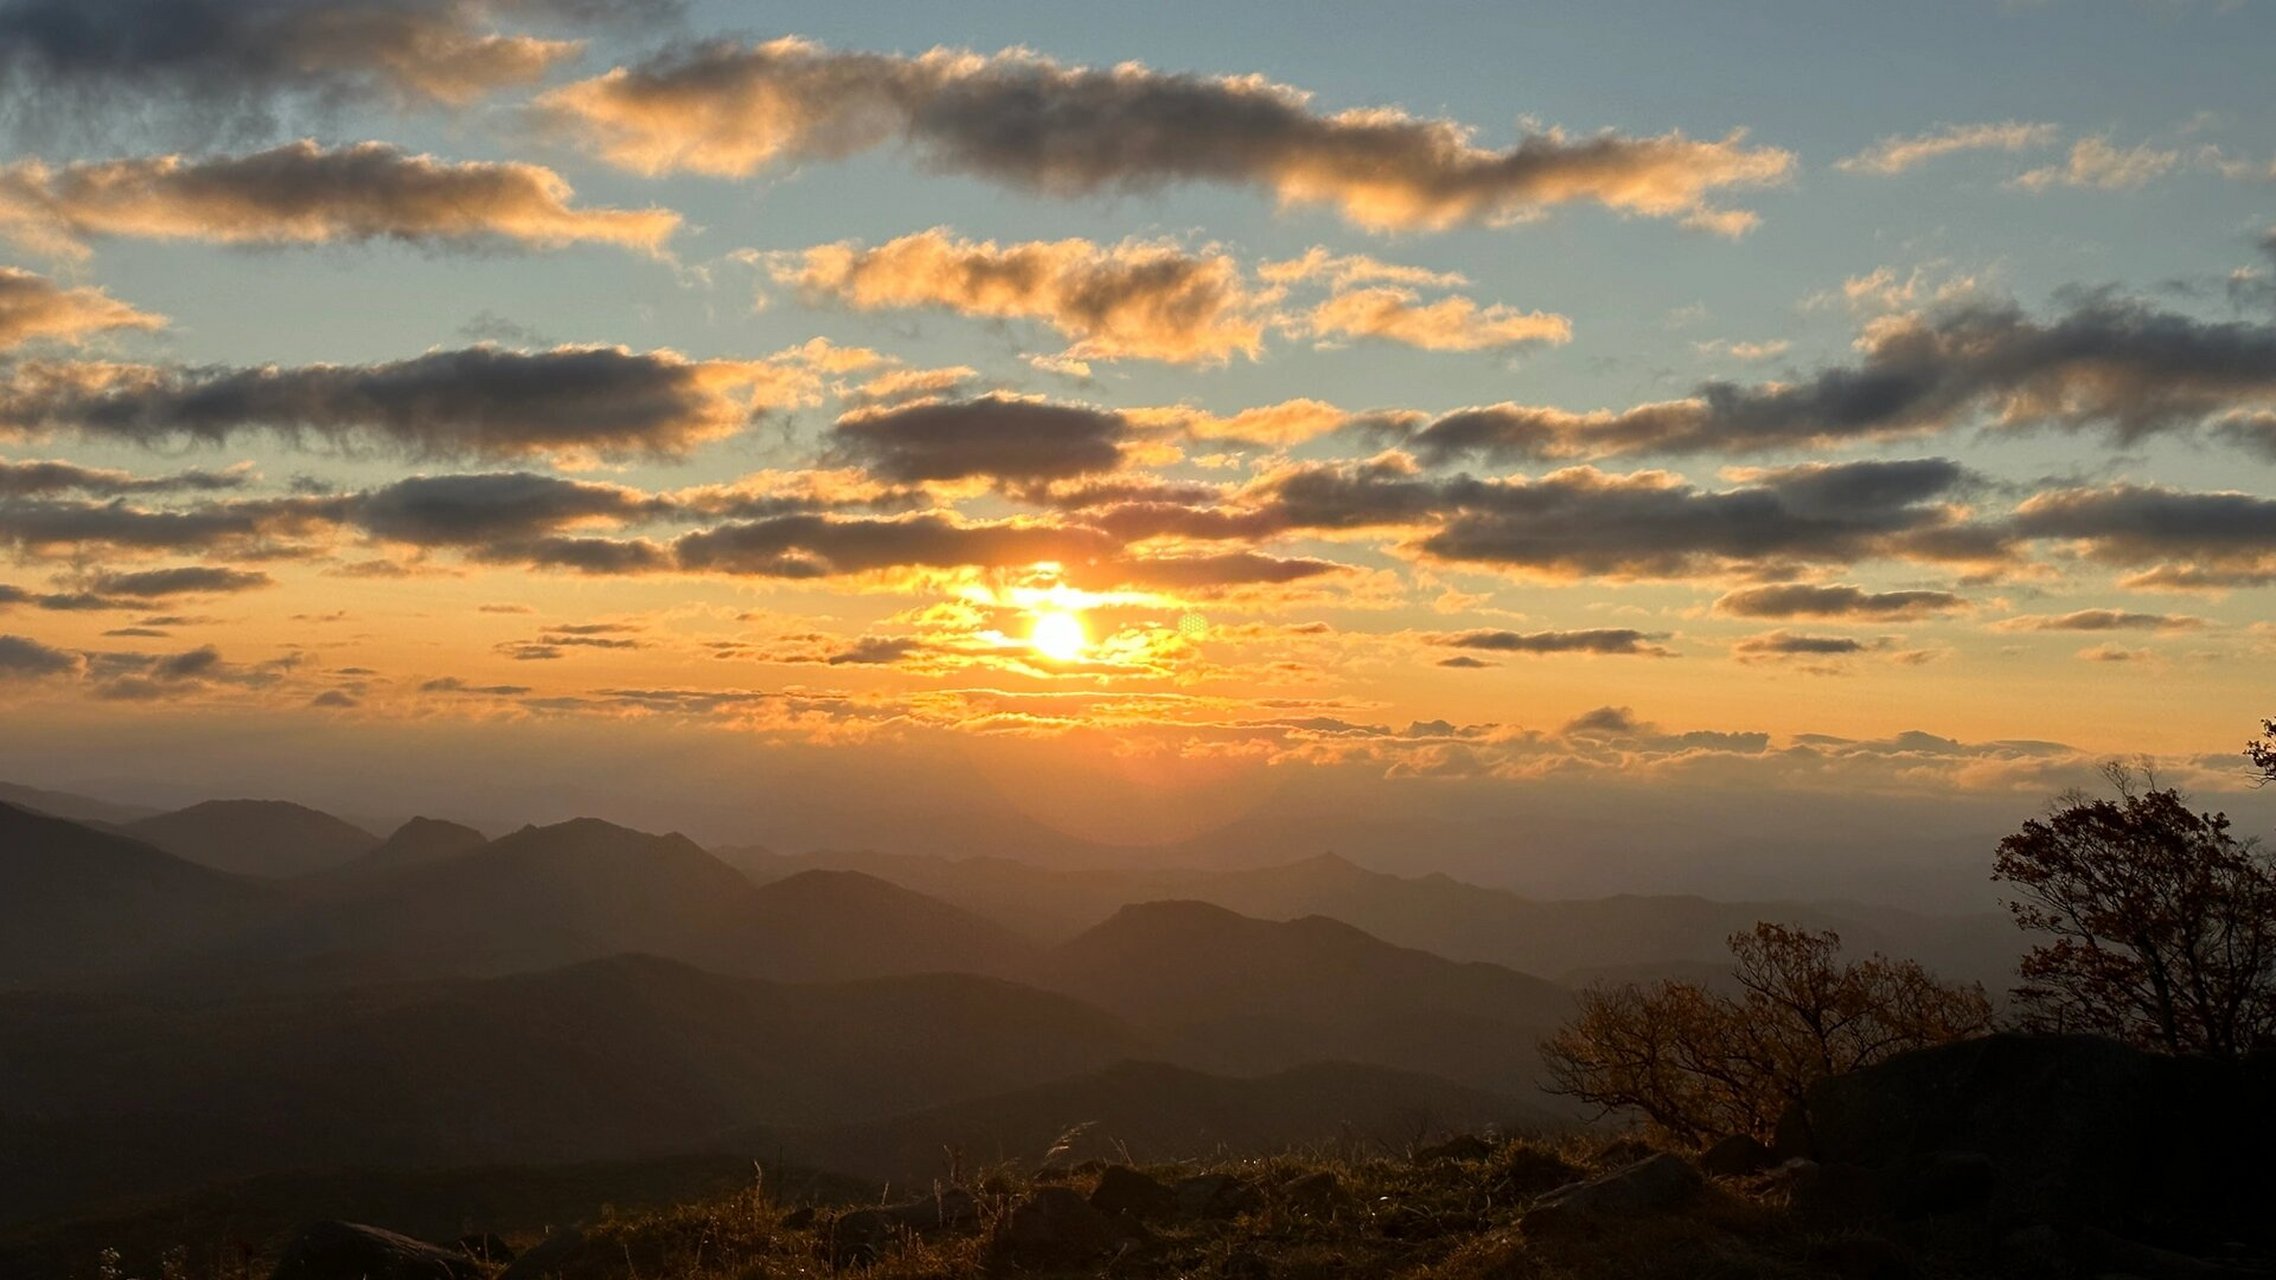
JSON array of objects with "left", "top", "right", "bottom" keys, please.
[
  {"left": 1540, "top": 923, "right": 1992, "bottom": 1146},
  {"left": 1994, "top": 763, "right": 2276, "bottom": 1059}
]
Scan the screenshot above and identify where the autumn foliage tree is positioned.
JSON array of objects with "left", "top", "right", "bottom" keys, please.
[
  {"left": 1539, "top": 923, "right": 1993, "bottom": 1146},
  {"left": 1993, "top": 764, "right": 2276, "bottom": 1059}
]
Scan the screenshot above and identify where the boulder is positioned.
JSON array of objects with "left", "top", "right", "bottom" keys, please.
[
  {"left": 1280, "top": 1170, "right": 1343, "bottom": 1214},
  {"left": 269, "top": 1222, "right": 481, "bottom": 1280},
  {"left": 454, "top": 1234, "right": 513, "bottom": 1265},
  {"left": 1520, "top": 1153, "right": 1703, "bottom": 1233},
  {"left": 1698, "top": 1134, "right": 1777, "bottom": 1178},
  {"left": 1089, "top": 1165, "right": 1177, "bottom": 1223},
  {"left": 1413, "top": 1134, "right": 1494, "bottom": 1163},
  {"left": 498, "top": 1229, "right": 581, "bottom": 1280},
  {"left": 1793, "top": 1033, "right": 2276, "bottom": 1251},
  {"left": 830, "top": 1187, "right": 978, "bottom": 1262},
  {"left": 1777, "top": 1160, "right": 1888, "bottom": 1225},
  {"left": 987, "top": 1186, "right": 1134, "bottom": 1269},
  {"left": 1175, "top": 1173, "right": 1260, "bottom": 1219}
]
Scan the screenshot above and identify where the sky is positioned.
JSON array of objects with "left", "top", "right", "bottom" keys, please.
[{"left": 2, "top": 0, "right": 2275, "bottom": 900}]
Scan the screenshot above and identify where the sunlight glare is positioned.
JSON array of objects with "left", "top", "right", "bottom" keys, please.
[{"left": 1029, "top": 610, "right": 1089, "bottom": 662}]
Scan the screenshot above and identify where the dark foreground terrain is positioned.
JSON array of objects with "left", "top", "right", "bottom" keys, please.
[{"left": 12, "top": 1032, "right": 2273, "bottom": 1280}]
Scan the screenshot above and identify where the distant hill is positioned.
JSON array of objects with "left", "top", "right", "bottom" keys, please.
[
  {"left": 0, "top": 802, "right": 276, "bottom": 987},
  {"left": 725, "top": 847, "right": 2019, "bottom": 989},
  {"left": 0, "top": 954, "right": 1147, "bottom": 1223},
  {"left": 0, "top": 781, "right": 159, "bottom": 827},
  {"left": 1037, "top": 900, "right": 1574, "bottom": 1096},
  {"left": 331, "top": 816, "right": 489, "bottom": 879},
  {"left": 194, "top": 818, "right": 1036, "bottom": 987},
  {"left": 729, "top": 1059, "right": 1539, "bottom": 1187},
  {"left": 123, "top": 800, "right": 378, "bottom": 878}
]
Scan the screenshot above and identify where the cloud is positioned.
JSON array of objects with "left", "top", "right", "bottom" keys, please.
[
  {"left": 1394, "top": 296, "right": 2276, "bottom": 463},
  {"left": 1732, "top": 630, "right": 1874, "bottom": 658},
  {"left": 0, "top": 267, "right": 164, "bottom": 349},
  {"left": 1305, "top": 286, "right": 1570, "bottom": 351},
  {"left": 1712, "top": 582, "right": 1967, "bottom": 620},
  {"left": 2011, "top": 483, "right": 2276, "bottom": 587},
  {"left": 1992, "top": 608, "right": 2205, "bottom": 633},
  {"left": 1835, "top": 121, "right": 2059, "bottom": 175},
  {"left": 0, "top": 0, "right": 661, "bottom": 141},
  {"left": 88, "top": 565, "right": 272, "bottom": 596},
  {"left": 1241, "top": 455, "right": 2000, "bottom": 580},
  {"left": 0, "top": 456, "right": 247, "bottom": 496},
  {"left": 0, "top": 631, "right": 81, "bottom": 677},
  {"left": 0, "top": 141, "right": 680, "bottom": 259},
  {"left": 2013, "top": 137, "right": 2181, "bottom": 191},
  {"left": 831, "top": 395, "right": 1129, "bottom": 484},
  {"left": 2077, "top": 644, "right": 2150, "bottom": 663},
  {"left": 0, "top": 493, "right": 334, "bottom": 555},
  {"left": 673, "top": 513, "right": 1117, "bottom": 579},
  {"left": 1099, "top": 551, "right": 1348, "bottom": 592},
  {"left": 538, "top": 37, "right": 1792, "bottom": 233},
  {"left": 1429, "top": 627, "right": 1672, "bottom": 657},
  {"left": 348, "top": 471, "right": 667, "bottom": 546},
  {"left": 776, "top": 229, "right": 1267, "bottom": 364},
  {"left": 0, "top": 344, "right": 821, "bottom": 460}
]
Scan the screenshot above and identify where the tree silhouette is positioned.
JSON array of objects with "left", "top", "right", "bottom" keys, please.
[
  {"left": 1540, "top": 923, "right": 1991, "bottom": 1145},
  {"left": 1994, "top": 763, "right": 2276, "bottom": 1059}
]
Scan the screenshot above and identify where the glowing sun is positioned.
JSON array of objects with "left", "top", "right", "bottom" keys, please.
[{"left": 1029, "top": 610, "right": 1089, "bottom": 662}]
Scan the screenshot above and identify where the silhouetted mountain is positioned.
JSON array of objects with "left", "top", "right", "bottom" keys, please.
[
  {"left": 0, "top": 802, "right": 275, "bottom": 987},
  {"left": 122, "top": 799, "right": 378, "bottom": 878},
  {"left": 189, "top": 818, "right": 1034, "bottom": 987},
  {"left": 0, "top": 954, "right": 1147, "bottom": 1223},
  {"left": 0, "top": 781, "right": 159, "bottom": 827},
  {"left": 729, "top": 1059, "right": 1539, "bottom": 1187},
  {"left": 727, "top": 847, "right": 2017, "bottom": 989},
  {"left": 337, "top": 817, "right": 489, "bottom": 878},
  {"left": 740, "top": 869, "right": 1037, "bottom": 981},
  {"left": 1037, "top": 900, "right": 1573, "bottom": 1095}
]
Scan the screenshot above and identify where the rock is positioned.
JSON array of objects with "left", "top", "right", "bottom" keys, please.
[
  {"left": 1089, "top": 1165, "right": 1177, "bottom": 1223},
  {"left": 1280, "top": 1170, "right": 1343, "bottom": 1214},
  {"left": 1780, "top": 1160, "right": 1889, "bottom": 1224},
  {"left": 1995, "top": 1224, "right": 2070, "bottom": 1280},
  {"left": 454, "top": 1234, "right": 513, "bottom": 1265},
  {"left": 1594, "top": 1137, "right": 1658, "bottom": 1168},
  {"left": 1492, "top": 1147, "right": 1586, "bottom": 1199},
  {"left": 987, "top": 1186, "right": 1134, "bottom": 1269},
  {"left": 830, "top": 1188, "right": 979, "bottom": 1262},
  {"left": 270, "top": 1222, "right": 481, "bottom": 1280},
  {"left": 1887, "top": 1150, "right": 1998, "bottom": 1219},
  {"left": 1520, "top": 1154, "right": 1703, "bottom": 1233},
  {"left": 1796, "top": 1033, "right": 2276, "bottom": 1251},
  {"left": 498, "top": 1229, "right": 581, "bottom": 1280},
  {"left": 1698, "top": 1134, "right": 1777, "bottom": 1178},
  {"left": 1805, "top": 1235, "right": 1913, "bottom": 1280},
  {"left": 1414, "top": 1134, "right": 1494, "bottom": 1163},
  {"left": 1175, "top": 1173, "right": 1260, "bottom": 1219},
  {"left": 2078, "top": 1226, "right": 2274, "bottom": 1280}
]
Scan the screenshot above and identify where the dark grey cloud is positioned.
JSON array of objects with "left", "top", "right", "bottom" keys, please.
[
  {"left": 88, "top": 566, "right": 272, "bottom": 597},
  {"left": 1733, "top": 631, "right": 1873, "bottom": 657},
  {"left": 420, "top": 676, "right": 533, "bottom": 694},
  {"left": 540, "top": 38, "right": 1790, "bottom": 234},
  {"left": 348, "top": 471, "right": 667, "bottom": 546},
  {"left": 673, "top": 513, "right": 1117, "bottom": 578},
  {"left": 0, "top": 0, "right": 670, "bottom": 143},
  {"left": 1396, "top": 297, "right": 2276, "bottom": 463},
  {"left": 0, "top": 346, "right": 780, "bottom": 460},
  {"left": 0, "top": 141, "right": 679, "bottom": 257},
  {"left": 0, "top": 457, "right": 248, "bottom": 496},
  {"left": 1712, "top": 582, "right": 1968, "bottom": 620},
  {"left": 0, "top": 631, "right": 80, "bottom": 676},
  {"left": 831, "top": 396, "right": 1128, "bottom": 484},
  {"left": 1429, "top": 627, "right": 1673, "bottom": 657},
  {"left": 0, "top": 494, "right": 333, "bottom": 554},
  {"left": 1096, "top": 551, "right": 1348, "bottom": 592},
  {"left": 1992, "top": 608, "right": 2204, "bottom": 632},
  {"left": 2011, "top": 483, "right": 2276, "bottom": 581}
]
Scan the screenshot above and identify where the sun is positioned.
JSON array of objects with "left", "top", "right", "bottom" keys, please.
[{"left": 1029, "top": 610, "right": 1089, "bottom": 662}]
